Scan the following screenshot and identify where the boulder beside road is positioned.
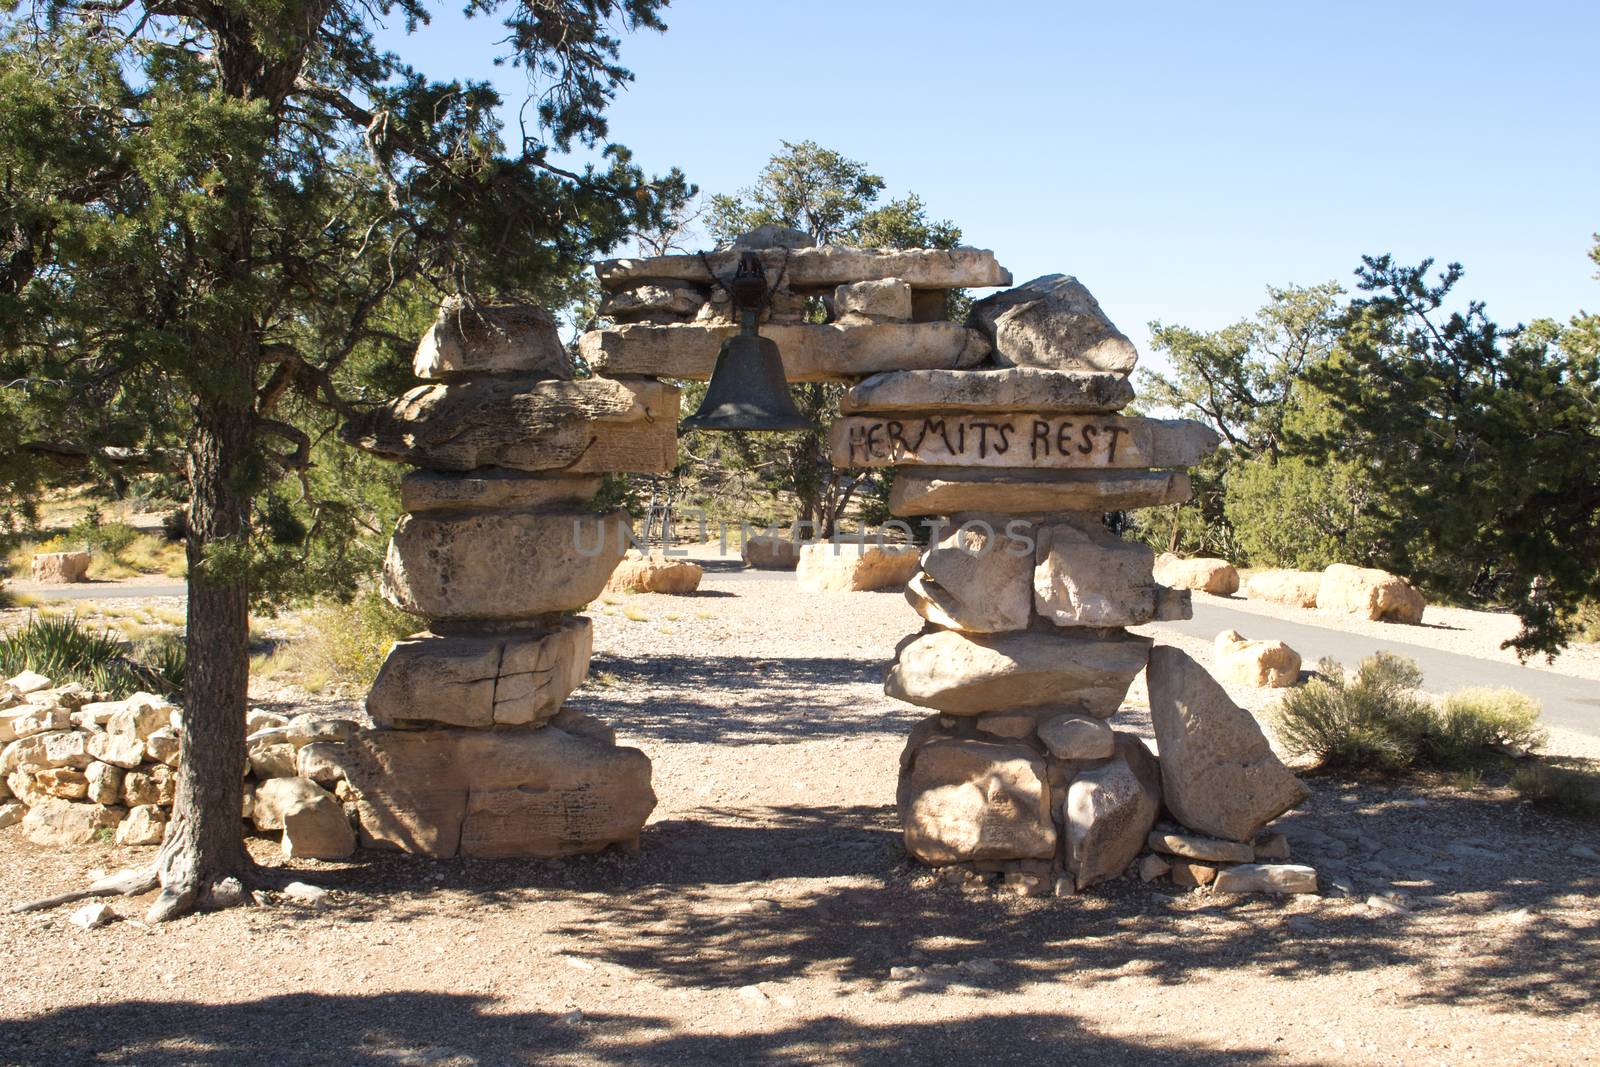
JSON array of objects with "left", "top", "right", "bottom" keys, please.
[
  {"left": 1154, "top": 554, "right": 1239, "bottom": 595},
  {"left": 1317, "top": 564, "right": 1426, "bottom": 624}
]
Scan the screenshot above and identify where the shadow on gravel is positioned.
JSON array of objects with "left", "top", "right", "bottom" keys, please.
[
  {"left": 572, "top": 653, "right": 916, "bottom": 743},
  {"left": 0, "top": 992, "right": 1286, "bottom": 1066}
]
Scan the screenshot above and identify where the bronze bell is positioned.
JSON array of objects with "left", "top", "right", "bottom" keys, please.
[{"left": 679, "top": 252, "right": 815, "bottom": 433}]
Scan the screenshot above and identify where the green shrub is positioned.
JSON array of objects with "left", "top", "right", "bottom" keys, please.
[
  {"left": 1432, "top": 688, "right": 1547, "bottom": 764},
  {"left": 1274, "top": 653, "right": 1436, "bottom": 771},
  {"left": 1510, "top": 764, "right": 1600, "bottom": 819},
  {"left": 298, "top": 591, "right": 418, "bottom": 689},
  {"left": 0, "top": 613, "right": 182, "bottom": 697}
]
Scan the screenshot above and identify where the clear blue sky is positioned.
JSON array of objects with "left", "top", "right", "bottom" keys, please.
[{"left": 379, "top": 1, "right": 1598, "bottom": 360}]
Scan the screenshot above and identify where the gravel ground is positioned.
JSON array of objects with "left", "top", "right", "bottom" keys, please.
[{"left": 2, "top": 562, "right": 1598, "bottom": 1065}]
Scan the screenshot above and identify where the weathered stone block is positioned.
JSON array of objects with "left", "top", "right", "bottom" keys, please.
[
  {"left": 340, "top": 726, "right": 655, "bottom": 859},
  {"left": 382, "top": 510, "right": 629, "bottom": 622},
  {"left": 830, "top": 414, "right": 1220, "bottom": 470},
  {"left": 888, "top": 469, "right": 1193, "bottom": 517},
  {"left": 834, "top": 278, "right": 912, "bottom": 321},
  {"left": 796, "top": 543, "right": 920, "bottom": 593},
  {"left": 1214, "top": 629, "right": 1302, "bottom": 688},
  {"left": 1317, "top": 564, "right": 1426, "bottom": 624},
  {"left": 1243, "top": 569, "right": 1321, "bottom": 608},
  {"left": 1065, "top": 732, "right": 1162, "bottom": 891},
  {"left": 368, "top": 619, "right": 593, "bottom": 729},
  {"left": 605, "top": 553, "right": 703, "bottom": 594},
  {"left": 413, "top": 297, "right": 571, "bottom": 380},
  {"left": 579, "top": 321, "right": 990, "bottom": 382},
  {"left": 400, "top": 470, "right": 602, "bottom": 514},
  {"left": 1033, "top": 517, "right": 1158, "bottom": 627},
  {"left": 904, "top": 517, "right": 1032, "bottom": 633},
  {"left": 898, "top": 738, "right": 1055, "bottom": 864},
  {"left": 21, "top": 797, "right": 121, "bottom": 846},
  {"left": 841, "top": 367, "right": 1134, "bottom": 414},
  {"left": 343, "top": 377, "right": 678, "bottom": 475},
  {"left": 969, "top": 274, "right": 1138, "bottom": 372},
  {"left": 741, "top": 534, "right": 802, "bottom": 570},
  {"left": 1154, "top": 554, "right": 1240, "bottom": 595},
  {"left": 31, "top": 552, "right": 91, "bottom": 583},
  {"left": 1146, "top": 646, "right": 1310, "bottom": 842},
  {"left": 885, "top": 629, "right": 1151, "bottom": 716}
]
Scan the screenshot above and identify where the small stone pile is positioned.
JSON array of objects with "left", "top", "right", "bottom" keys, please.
[
  {"left": 0, "top": 670, "right": 363, "bottom": 858},
  {"left": 813, "top": 270, "right": 1312, "bottom": 894},
  {"left": 338, "top": 295, "right": 671, "bottom": 858}
]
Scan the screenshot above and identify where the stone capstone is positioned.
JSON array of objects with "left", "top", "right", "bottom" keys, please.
[
  {"left": 888, "top": 469, "right": 1193, "bottom": 517},
  {"left": 905, "top": 518, "right": 1033, "bottom": 632},
  {"left": 1317, "top": 564, "right": 1426, "bottom": 624},
  {"left": 1213, "top": 629, "right": 1302, "bottom": 688},
  {"left": 338, "top": 726, "right": 655, "bottom": 859},
  {"left": 368, "top": 619, "right": 593, "bottom": 729},
  {"left": 343, "top": 377, "right": 679, "bottom": 475},
  {"left": 1033, "top": 517, "right": 1159, "bottom": 628},
  {"left": 399, "top": 471, "right": 602, "bottom": 514},
  {"left": 596, "top": 246, "right": 1010, "bottom": 291},
  {"left": 898, "top": 738, "right": 1055, "bottom": 864},
  {"left": 413, "top": 296, "right": 571, "bottom": 380},
  {"left": 969, "top": 275, "right": 1139, "bottom": 373},
  {"left": 382, "top": 509, "right": 630, "bottom": 622},
  {"left": 1153, "top": 554, "right": 1240, "bottom": 595},
  {"left": 1065, "top": 732, "right": 1163, "bottom": 891},
  {"left": 885, "top": 629, "right": 1151, "bottom": 717},
  {"left": 1146, "top": 646, "right": 1310, "bottom": 842},
  {"left": 579, "top": 321, "right": 990, "bottom": 382},
  {"left": 1243, "top": 569, "right": 1321, "bottom": 608},
  {"left": 796, "top": 543, "right": 920, "bottom": 593},
  {"left": 840, "top": 366, "right": 1135, "bottom": 414}
]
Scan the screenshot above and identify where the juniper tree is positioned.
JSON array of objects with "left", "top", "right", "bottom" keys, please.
[{"left": 0, "top": 0, "right": 687, "bottom": 919}]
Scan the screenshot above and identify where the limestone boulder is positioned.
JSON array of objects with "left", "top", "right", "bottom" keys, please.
[
  {"left": 7, "top": 670, "right": 52, "bottom": 695},
  {"left": 413, "top": 296, "right": 571, "bottom": 380},
  {"left": 31, "top": 552, "right": 91, "bottom": 583},
  {"left": 741, "top": 534, "right": 802, "bottom": 571},
  {"left": 889, "top": 469, "right": 1192, "bottom": 517},
  {"left": 600, "top": 282, "right": 707, "bottom": 323},
  {"left": 252, "top": 777, "right": 328, "bottom": 832},
  {"left": 1153, "top": 554, "right": 1240, "bottom": 595},
  {"left": 796, "top": 543, "right": 920, "bottom": 593},
  {"left": 1213, "top": 629, "right": 1302, "bottom": 688},
  {"left": 21, "top": 798, "right": 121, "bottom": 846},
  {"left": 248, "top": 741, "right": 298, "bottom": 780},
  {"left": 85, "top": 761, "right": 123, "bottom": 805},
  {"left": 1037, "top": 713, "right": 1115, "bottom": 761},
  {"left": 595, "top": 246, "right": 1010, "bottom": 291},
  {"left": 340, "top": 726, "right": 655, "bottom": 859},
  {"left": 382, "top": 510, "right": 629, "bottom": 621},
  {"left": 286, "top": 715, "right": 360, "bottom": 748},
  {"left": 1065, "top": 733, "right": 1163, "bottom": 891},
  {"left": 969, "top": 275, "right": 1138, "bottom": 373},
  {"left": 342, "top": 377, "right": 678, "bottom": 475},
  {"left": 898, "top": 738, "right": 1055, "bottom": 864},
  {"left": 143, "top": 729, "right": 180, "bottom": 767},
  {"left": 1212, "top": 864, "right": 1318, "bottom": 895},
  {"left": 1317, "top": 564, "right": 1426, "bottom": 624},
  {"left": 0, "top": 801, "right": 22, "bottom": 829},
  {"left": 115, "top": 804, "right": 167, "bottom": 847},
  {"left": 400, "top": 470, "right": 601, "bottom": 514},
  {"left": 1033, "top": 517, "right": 1158, "bottom": 627},
  {"left": 106, "top": 693, "right": 173, "bottom": 741},
  {"left": 368, "top": 620, "right": 593, "bottom": 729},
  {"left": 834, "top": 278, "right": 912, "bottom": 322},
  {"left": 905, "top": 517, "right": 1032, "bottom": 633},
  {"left": 281, "top": 788, "right": 356, "bottom": 860},
  {"left": 1243, "top": 569, "right": 1321, "bottom": 608},
  {"left": 2, "top": 730, "right": 92, "bottom": 773},
  {"left": 1146, "top": 646, "right": 1310, "bottom": 842},
  {"left": 579, "top": 321, "right": 990, "bottom": 382},
  {"left": 33, "top": 767, "right": 89, "bottom": 799},
  {"left": 1, "top": 705, "right": 72, "bottom": 743},
  {"left": 885, "top": 629, "right": 1151, "bottom": 717},
  {"left": 840, "top": 367, "right": 1134, "bottom": 414},
  {"left": 1147, "top": 831, "right": 1255, "bottom": 864},
  {"left": 295, "top": 742, "right": 348, "bottom": 788},
  {"left": 605, "top": 552, "right": 703, "bottom": 594}
]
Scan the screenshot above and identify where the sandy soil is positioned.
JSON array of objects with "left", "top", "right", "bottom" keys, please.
[{"left": 3, "top": 563, "right": 1598, "bottom": 1065}]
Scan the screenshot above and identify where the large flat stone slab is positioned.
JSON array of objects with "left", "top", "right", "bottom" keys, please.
[
  {"left": 383, "top": 510, "right": 630, "bottom": 622},
  {"left": 368, "top": 619, "right": 593, "bottom": 729},
  {"left": 1146, "top": 645, "right": 1310, "bottom": 842},
  {"left": 596, "top": 247, "right": 1011, "bottom": 290},
  {"left": 841, "top": 367, "right": 1134, "bottom": 414},
  {"left": 969, "top": 275, "right": 1139, "bottom": 372},
  {"left": 831, "top": 413, "right": 1219, "bottom": 470},
  {"left": 888, "top": 469, "right": 1193, "bottom": 516},
  {"left": 338, "top": 726, "right": 655, "bottom": 859},
  {"left": 578, "top": 321, "right": 990, "bottom": 382},
  {"left": 343, "top": 378, "right": 678, "bottom": 475},
  {"left": 886, "top": 629, "right": 1151, "bottom": 716}
]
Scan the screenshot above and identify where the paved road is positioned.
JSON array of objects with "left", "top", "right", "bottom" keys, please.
[
  {"left": 11, "top": 581, "right": 186, "bottom": 601},
  {"left": 1170, "top": 601, "right": 1598, "bottom": 738}
]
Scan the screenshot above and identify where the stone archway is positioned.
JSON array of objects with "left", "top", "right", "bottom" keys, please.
[{"left": 337, "top": 240, "right": 1308, "bottom": 891}]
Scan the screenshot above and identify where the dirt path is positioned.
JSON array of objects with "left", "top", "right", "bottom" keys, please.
[{"left": 2, "top": 569, "right": 1597, "bottom": 1065}]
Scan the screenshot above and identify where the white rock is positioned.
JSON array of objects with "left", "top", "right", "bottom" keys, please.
[
  {"left": 1213, "top": 629, "right": 1302, "bottom": 689},
  {"left": 144, "top": 728, "right": 180, "bottom": 767},
  {"left": 886, "top": 629, "right": 1151, "bottom": 717},
  {"left": 248, "top": 741, "right": 299, "bottom": 780},
  {"left": 1147, "top": 831, "right": 1255, "bottom": 864},
  {"left": 1065, "top": 733, "right": 1163, "bottom": 891},
  {"left": 70, "top": 903, "right": 117, "bottom": 930},
  {"left": 905, "top": 518, "right": 1032, "bottom": 632},
  {"left": 253, "top": 776, "right": 334, "bottom": 832},
  {"left": 2, "top": 730, "right": 93, "bottom": 773},
  {"left": 282, "top": 881, "right": 328, "bottom": 906},
  {"left": 796, "top": 543, "right": 920, "bottom": 593},
  {"left": 7, "top": 670, "right": 53, "bottom": 695},
  {"left": 281, "top": 790, "right": 356, "bottom": 860},
  {"left": 413, "top": 297, "right": 570, "bottom": 381},
  {"left": 1033, "top": 517, "right": 1159, "bottom": 628},
  {"left": 1213, "top": 863, "right": 1318, "bottom": 895},
  {"left": 84, "top": 761, "right": 124, "bottom": 805},
  {"left": 87, "top": 732, "right": 146, "bottom": 770},
  {"left": 106, "top": 694, "right": 173, "bottom": 740},
  {"left": 898, "top": 739, "right": 1055, "bottom": 864},
  {"left": 115, "top": 804, "right": 167, "bottom": 846},
  {"left": 21, "top": 798, "right": 120, "bottom": 846},
  {"left": 1, "top": 705, "right": 73, "bottom": 742}
]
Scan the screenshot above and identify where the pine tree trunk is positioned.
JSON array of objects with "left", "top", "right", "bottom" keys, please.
[{"left": 149, "top": 380, "right": 254, "bottom": 921}]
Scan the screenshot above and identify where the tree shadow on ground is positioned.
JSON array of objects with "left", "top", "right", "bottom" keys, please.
[
  {"left": 571, "top": 654, "right": 917, "bottom": 744},
  {"left": 275, "top": 783, "right": 1599, "bottom": 1021},
  {"left": 0, "top": 992, "right": 1287, "bottom": 1066}
]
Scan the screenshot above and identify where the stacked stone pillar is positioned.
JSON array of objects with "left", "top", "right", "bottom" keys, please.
[
  {"left": 829, "top": 274, "right": 1305, "bottom": 894},
  {"left": 338, "top": 298, "right": 677, "bottom": 858}
]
